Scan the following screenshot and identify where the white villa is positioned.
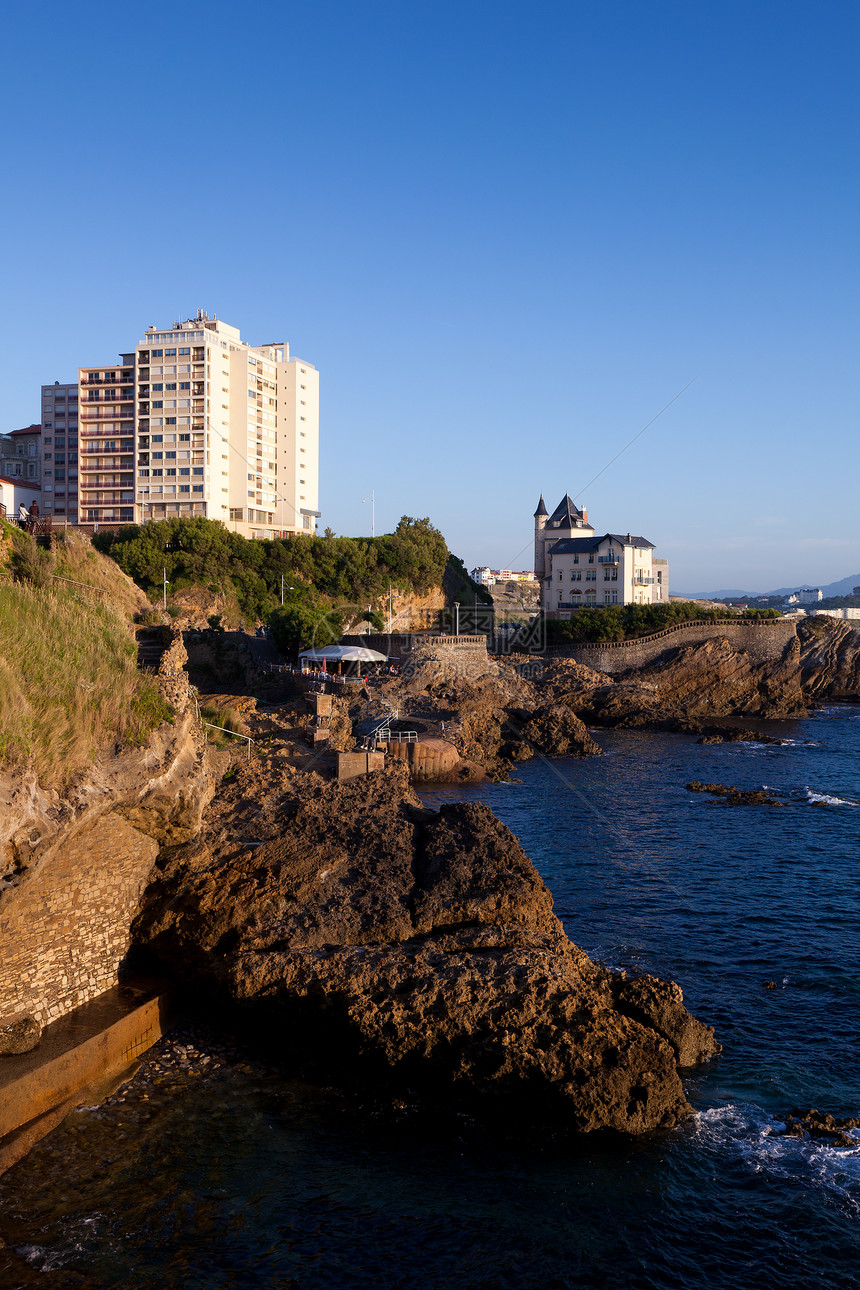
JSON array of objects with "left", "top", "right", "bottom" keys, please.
[{"left": 534, "top": 493, "right": 669, "bottom": 617}]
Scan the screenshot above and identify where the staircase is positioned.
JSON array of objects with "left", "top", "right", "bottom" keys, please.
[
  {"left": 136, "top": 627, "right": 170, "bottom": 671},
  {"left": 357, "top": 690, "right": 400, "bottom": 750}
]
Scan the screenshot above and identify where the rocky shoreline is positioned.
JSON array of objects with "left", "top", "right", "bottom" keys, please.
[
  {"left": 5, "top": 614, "right": 860, "bottom": 1173},
  {"left": 128, "top": 763, "right": 719, "bottom": 1136}
]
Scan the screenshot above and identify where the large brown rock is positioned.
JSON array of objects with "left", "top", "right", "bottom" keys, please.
[{"left": 132, "top": 767, "right": 718, "bottom": 1134}]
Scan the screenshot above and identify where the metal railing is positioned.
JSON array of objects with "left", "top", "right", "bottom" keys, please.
[
  {"left": 375, "top": 729, "right": 417, "bottom": 743},
  {"left": 201, "top": 721, "right": 254, "bottom": 760}
]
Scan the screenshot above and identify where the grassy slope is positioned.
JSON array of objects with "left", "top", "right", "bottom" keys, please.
[{"left": 0, "top": 524, "right": 171, "bottom": 787}]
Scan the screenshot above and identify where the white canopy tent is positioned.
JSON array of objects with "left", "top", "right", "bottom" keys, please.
[{"left": 298, "top": 645, "right": 388, "bottom": 663}]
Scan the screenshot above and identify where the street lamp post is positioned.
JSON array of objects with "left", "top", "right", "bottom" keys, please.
[
  {"left": 361, "top": 489, "right": 375, "bottom": 538},
  {"left": 454, "top": 601, "right": 460, "bottom": 635}
]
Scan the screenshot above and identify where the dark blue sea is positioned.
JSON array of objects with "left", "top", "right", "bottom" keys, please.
[{"left": 2, "top": 707, "right": 859, "bottom": 1289}]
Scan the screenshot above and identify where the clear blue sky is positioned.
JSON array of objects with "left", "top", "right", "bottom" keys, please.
[{"left": 1, "top": 1, "right": 857, "bottom": 594}]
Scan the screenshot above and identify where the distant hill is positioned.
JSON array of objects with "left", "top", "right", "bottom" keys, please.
[{"left": 681, "top": 573, "right": 860, "bottom": 601}]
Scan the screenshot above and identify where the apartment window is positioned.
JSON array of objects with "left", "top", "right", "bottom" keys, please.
[
  {"left": 300, "top": 416, "right": 306, "bottom": 421},
  {"left": 588, "top": 555, "right": 594, "bottom": 564},
  {"left": 165, "top": 348, "right": 176, "bottom": 357},
  {"left": 44, "top": 452, "right": 53, "bottom": 460},
  {"left": 179, "top": 347, "right": 190, "bottom": 355},
  {"left": 152, "top": 350, "right": 163, "bottom": 357},
  {"left": 303, "top": 515, "right": 310, "bottom": 528},
  {"left": 166, "top": 383, "right": 176, "bottom": 391},
  {"left": 179, "top": 382, "right": 190, "bottom": 390},
  {"left": 152, "top": 435, "right": 163, "bottom": 443},
  {"left": 43, "top": 437, "right": 52, "bottom": 446},
  {"left": 179, "top": 468, "right": 190, "bottom": 476},
  {"left": 192, "top": 467, "right": 204, "bottom": 476},
  {"left": 166, "top": 451, "right": 176, "bottom": 459},
  {"left": 229, "top": 508, "right": 244, "bottom": 521},
  {"left": 152, "top": 384, "right": 163, "bottom": 392},
  {"left": 192, "top": 485, "right": 204, "bottom": 493},
  {"left": 166, "top": 417, "right": 176, "bottom": 425},
  {"left": 152, "top": 469, "right": 163, "bottom": 477}
]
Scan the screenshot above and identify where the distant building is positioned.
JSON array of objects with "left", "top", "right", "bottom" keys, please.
[
  {"left": 533, "top": 493, "right": 669, "bottom": 616},
  {"left": 470, "top": 566, "right": 535, "bottom": 585},
  {"left": 785, "top": 588, "right": 823, "bottom": 606},
  {"left": 0, "top": 425, "right": 41, "bottom": 484}
]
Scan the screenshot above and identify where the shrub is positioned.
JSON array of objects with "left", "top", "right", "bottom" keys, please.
[{"left": 9, "top": 536, "right": 55, "bottom": 589}]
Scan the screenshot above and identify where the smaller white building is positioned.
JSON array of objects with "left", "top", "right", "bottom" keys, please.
[{"left": 0, "top": 477, "right": 43, "bottom": 522}]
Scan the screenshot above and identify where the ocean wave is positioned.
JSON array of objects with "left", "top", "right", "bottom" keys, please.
[
  {"left": 803, "top": 787, "right": 859, "bottom": 807},
  {"left": 693, "top": 1104, "right": 860, "bottom": 1206}
]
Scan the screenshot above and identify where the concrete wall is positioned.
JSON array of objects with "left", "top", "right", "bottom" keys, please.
[
  {"left": 556, "top": 618, "right": 797, "bottom": 675},
  {"left": 0, "top": 813, "right": 158, "bottom": 1028}
]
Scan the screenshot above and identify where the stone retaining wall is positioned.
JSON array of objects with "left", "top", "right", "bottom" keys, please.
[
  {"left": 0, "top": 814, "right": 159, "bottom": 1028},
  {"left": 342, "top": 632, "right": 488, "bottom": 660},
  {"left": 555, "top": 619, "right": 797, "bottom": 675}
]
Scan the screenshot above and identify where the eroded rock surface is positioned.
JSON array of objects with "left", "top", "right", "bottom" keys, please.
[{"left": 132, "top": 766, "right": 718, "bottom": 1135}]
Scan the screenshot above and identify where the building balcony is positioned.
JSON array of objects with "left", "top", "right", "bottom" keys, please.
[
  {"left": 597, "top": 555, "right": 619, "bottom": 564},
  {"left": 635, "top": 576, "right": 655, "bottom": 585}
]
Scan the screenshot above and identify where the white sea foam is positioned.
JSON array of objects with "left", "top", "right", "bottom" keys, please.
[
  {"left": 693, "top": 1103, "right": 860, "bottom": 1206},
  {"left": 803, "top": 787, "right": 858, "bottom": 807}
]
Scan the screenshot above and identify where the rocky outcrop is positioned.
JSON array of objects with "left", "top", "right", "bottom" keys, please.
[
  {"left": 797, "top": 618, "right": 860, "bottom": 702},
  {"left": 779, "top": 1107, "right": 860, "bottom": 1149},
  {"left": 503, "top": 704, "right": 603, "bottom": 760},
  {"left": 131, "top": 766, "right": 718, "bottom": 1135},
  {"left": 538, "top": 619, "right": 860, "bottom": 733},
  {"left": 686, "top": 781, "right": 784, "bottom": 806}
]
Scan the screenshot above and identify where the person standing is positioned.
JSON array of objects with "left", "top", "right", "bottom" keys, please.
[{"left": 18, "top": 502, "right": 28, "bottom": 529}]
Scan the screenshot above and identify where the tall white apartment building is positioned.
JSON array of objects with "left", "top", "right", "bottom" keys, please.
[{"left": 40, "top": 312, "right": 320, "bottom": 539}]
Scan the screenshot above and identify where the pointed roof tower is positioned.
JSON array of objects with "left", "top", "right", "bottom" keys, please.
[
  {"left": 533, "top": 493, "right": 548, "bottom": 518},
  {"left": 545, "top": 493, "right": 588, "bottom": 531}
]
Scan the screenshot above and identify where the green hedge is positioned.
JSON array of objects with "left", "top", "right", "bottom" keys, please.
[{"left": 544, "top": 602, "right": 782, "bottom": 644}]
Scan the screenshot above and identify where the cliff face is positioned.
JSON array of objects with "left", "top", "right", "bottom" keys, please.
[
  {"left": 797, "top": 618, "right": 860, "bottom": 701},
  {"left": 132, "top": 765, "right": 718, "bottom": 1135},
  {"left": 0, "top": 675, "right": 213, "bottom": 1029},
  {"left": 539, "top": 619, "right": 860, "bottom": 732}
]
